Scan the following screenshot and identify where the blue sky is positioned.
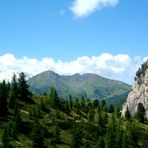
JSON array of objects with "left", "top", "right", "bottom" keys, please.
[{"left": 0, "top": 0, "right": 148, "bottom": 83}]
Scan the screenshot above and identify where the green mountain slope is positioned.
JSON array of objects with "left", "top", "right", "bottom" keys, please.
[{"left": 28, "top": 71, "right": 131, "bottom": 103}]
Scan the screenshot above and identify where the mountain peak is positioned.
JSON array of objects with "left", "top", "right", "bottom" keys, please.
[{"left": 28, "top": 70, "right": 130, "bottom": 104}]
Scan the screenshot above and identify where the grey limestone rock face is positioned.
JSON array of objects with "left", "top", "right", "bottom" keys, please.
[{"left": 121, "top": 64, "right": 148, "bottom": 118}]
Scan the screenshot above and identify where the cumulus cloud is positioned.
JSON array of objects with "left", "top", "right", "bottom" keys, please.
[
  {"left": 0, "top": 53, "right": 147, "bottom": 84},
  {"left": 70, "top": 0, "right": 119, "bottom": 18}
]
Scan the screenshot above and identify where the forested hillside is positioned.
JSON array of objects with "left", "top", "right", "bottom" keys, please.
[{"left": 0, "top": 73, "right": 147, "bottom": 148}]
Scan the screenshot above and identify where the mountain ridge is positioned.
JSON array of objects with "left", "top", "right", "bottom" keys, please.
[{"left": 28, "top": 70, "right": 131, "bottom": 104}]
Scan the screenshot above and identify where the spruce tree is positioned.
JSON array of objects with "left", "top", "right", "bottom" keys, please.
[{"left": 18, "top": 72, "right": 31, "bottom": 102}]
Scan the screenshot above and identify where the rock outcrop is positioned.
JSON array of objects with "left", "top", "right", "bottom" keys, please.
[{"left": 121, "top": 60, "right": 148, "bottom": 118}]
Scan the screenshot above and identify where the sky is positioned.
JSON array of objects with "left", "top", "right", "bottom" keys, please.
[{"left": 0, "top": 0, "right": 148, "bottom": 84}]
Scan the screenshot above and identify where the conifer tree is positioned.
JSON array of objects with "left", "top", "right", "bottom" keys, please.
[
  {"left": 80, "top": 96, "right": 85, "bottom": 110},
  {"left": 102, "top": 111, "right": 108, "bottom": 127},
  {"left": 2, "top": 126, "right": 10, "bottom": 148},
  {"left": 115, "top": 106, "right": 121, "bottom": 118},
  {"left": 71, "top": 124, "right": 83, "bottom": 148},
  {"left": 108, "top": 104, "right": 114, "bottom": 113},
  {"left": 53, "top": 124, "right": 61, "bottom": 144},
  {"left": 87, "top": 99, "right": 92, "bottom": 110},
  {"left": 97, "top": 137, "right": 105, "bottom": 148},
  {"left": 0, "top": 80, "right": 8, "bottom": 117},
  {"left": 92, "top": 99, "right": 99, "bottom": 109},
  {"left": 122, "top": 132, "right": 128, "bottom": 148},
  {"left": 49, "top": 87, "right": 59, "bottom": 109},
  {"left": 97, "top": 112, "right": 107, "bottom": 136},
  {"left": 13, "top": 106, "right": 21, "bottom": 136},
  {"left": 116, "top": 119, "right": 123, "bottom": 148},
  {"left": 31, "top": 122, "right": 44, "bottom": 148},
  {"left": 125, "top": 121, "right": 139, "bottom": 147},
  {"left": 105, "top": 114, "right": 116, "bottom": 148},
  {"left": 141, "top": 130, "right": 148, "bottom": 148},
  {"left": 101, "top": 100, "right": 107, "bottom": 111},
  {"left": 125, "top": 106, "right": 131, "bottom": 120},
  {"left": 136, "top": 103, "right": 145, "bottom": 123},
  {"left": 69, "top": 94, "right": 73, "bottom": 110},
  {"left": 74, "top": 99, "right": 80, "bottom": 113},
  {"left": 98, "top": 111, "right": 103, "bottom": 127},
  {"left": 88, "top": 109, "right": 95, "bottom": 123},
  {"left": 9, "top": 74, "right": 18, "bottom": 109},
  {"left": 18, "top": 72, "right": 31, "bottom": 102}
]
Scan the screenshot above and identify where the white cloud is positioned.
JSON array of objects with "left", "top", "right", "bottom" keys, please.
[
  {"left": 143, "top": 56, "right": 148, "bottom": 62},
  {"left": 70, "top": 0, "right": 119, "bottom": 18},
  {"left": 0, "top": 53, "right": 147, "bottom": 84}
]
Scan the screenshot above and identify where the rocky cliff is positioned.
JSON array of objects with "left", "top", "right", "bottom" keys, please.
[{"left": 121, "top": 60, "right": 148, "bottom": 118}]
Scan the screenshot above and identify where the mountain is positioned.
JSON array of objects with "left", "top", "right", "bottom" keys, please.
[
  {"left": 121, "top": 60, "right": 148, "bottom": 118},
  {"left": 28, "top": 71, "right": 131, "bottom": 104}
]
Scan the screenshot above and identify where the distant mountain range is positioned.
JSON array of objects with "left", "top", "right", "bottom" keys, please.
[{"left": 28, "top": 71, "right": 131, "bottom": 104}]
